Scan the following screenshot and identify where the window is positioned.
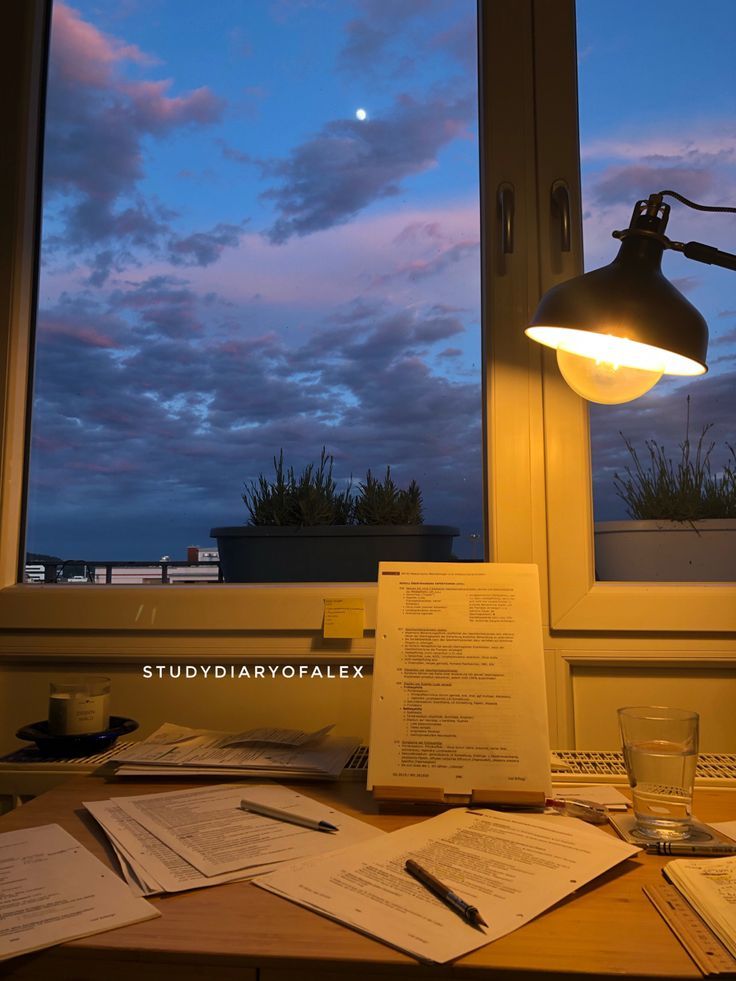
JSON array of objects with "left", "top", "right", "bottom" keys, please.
[
  {"left": 538, "top": 2, "right": 736, "bottom": 631},
  {"left": 23, "top": 0, "right": 484, "bottom": 583},
  {"left": 577, "top": 0, "right": 736, "bottom": 584},
  {"left": 2, "top": 0, "right": 734, "bottom": 657}
]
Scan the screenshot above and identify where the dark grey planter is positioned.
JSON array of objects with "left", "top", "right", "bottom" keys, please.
[{"left": 210, "top": 525, "right": 460, "bottom": 582}]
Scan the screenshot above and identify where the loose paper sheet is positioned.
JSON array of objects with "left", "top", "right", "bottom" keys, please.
[
  {"left": 222, "top": 724, "right": 334, "bottom": 747},
  {"left": 550, "top": 784, "right": 630, "bottom": 809},
  {"left": 368, "top": 562, "right": 551, "bottom": 797},
  {"left": 114, "top": 783, "right": 385, "bottom": 878},
  {"left": 0, "top": 824, "right": 159, "bottom": 962},
  {"left": 256, "top": 807, "right": 639, "bottom": 964}
]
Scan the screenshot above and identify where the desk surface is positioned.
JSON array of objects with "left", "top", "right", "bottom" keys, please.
[{"left": 2, "top": 777, "right": 734, "bottom": 981}]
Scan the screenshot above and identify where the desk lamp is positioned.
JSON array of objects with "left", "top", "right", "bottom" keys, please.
[{"left": 526, "top": 190, "right": 736, "bottom": 403}]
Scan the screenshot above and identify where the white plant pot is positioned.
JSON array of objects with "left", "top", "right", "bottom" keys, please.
[{"left": 594, "top": 519, "right": 736, "bottom": 582}]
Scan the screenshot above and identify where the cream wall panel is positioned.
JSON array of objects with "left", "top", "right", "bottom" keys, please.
[{"left": 571, "top": 666, "right": 736, "bottom": 751}]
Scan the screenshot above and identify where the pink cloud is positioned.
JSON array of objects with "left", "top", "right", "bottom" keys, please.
[
  {"left": 51, "top": 2, "right": 155, "bottom": 87},
  {"left": 125, "top": 80, "right": 224, "bottom": 131},
  {"left": 43, "top": 4, "right": 225, "bottom": 257},
  {"left": 37, "top": 317, "right": 119, "bottom": 348},
  {"left": 581, "top": 131, "right": 736, "bottom": 164}
]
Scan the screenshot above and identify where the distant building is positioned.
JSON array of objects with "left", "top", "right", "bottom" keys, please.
[{"left": 24, "top": 548, "right": 221, "bottom": 585}]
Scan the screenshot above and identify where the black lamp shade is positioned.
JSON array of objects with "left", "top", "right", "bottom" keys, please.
[{"left": 528, "top": 236, "right": 708, "bottom": 375}]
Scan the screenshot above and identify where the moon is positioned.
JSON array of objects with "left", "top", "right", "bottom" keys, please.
[{"left": 355, "top": 108, "right": 367, "bottom": 121}]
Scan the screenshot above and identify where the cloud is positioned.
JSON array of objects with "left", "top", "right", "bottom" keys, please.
[
  {"left": 123, "top": 80, "right": 224, "bottom": 131},
  {"left": 339, "top": 19, "right": 392, "bottom": 74},
  {"left": 581, "top": 132, "right": 736, "bottom": 165},
  {"left": 168, "top": 222, "right": 246, "bottom": 267},
  {"left": 579, "top": 127, "right": 736, "bottom": 267},
  {"left": 375, "top": 240, "right": 479, "bottom": 285},
  {"left": 43, "top": 3, "right": 225, "bottom": 255},
  {"left": 29, "top": 266, "right": 483, "bottom": 557},
  {"left": 37, "top": 311, "right": 122, "bottom": 349},
  {"left": 337, "top": 0, "right": 439, "bottom": 75},
  {"left": 430, "top": 15, "right": 478, "bottom": 73},
  {"left": 591, "top": 165, "right": 715, "bottom": 208},
  {"left": 50, "top": 2, "right": 156, "bottom": 88},
  {"left": 261, "top": 92, "right": 475, "bottom": 242},
  {"left": 110, "top": 275, "right": 207, "bottom": 338}
]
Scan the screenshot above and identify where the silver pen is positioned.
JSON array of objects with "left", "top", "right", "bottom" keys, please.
[
  {"left": 545, "top": 797, "right": 609, "bottom": 824},
  {"left": 240, "top": 798, "right": 338, "bottom": 832}
]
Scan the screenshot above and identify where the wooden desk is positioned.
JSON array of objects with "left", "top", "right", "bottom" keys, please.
[{"left": 1, "top": 778, "right": 735, "bottom": 981}]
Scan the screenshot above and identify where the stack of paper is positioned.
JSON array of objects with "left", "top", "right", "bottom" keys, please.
[
  {"left": 112, "top": 722, "right": 360, "bottom": 780},
  {"left": 0, "top": 824, "right": 159, "bottom": 961},
  {"left": 85, "top": 783, "right": 384, "bottom": 896}
]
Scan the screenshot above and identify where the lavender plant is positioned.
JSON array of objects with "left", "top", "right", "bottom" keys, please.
[
  {"left": 613, "top": 399, "right": 736, "bottom": 521},
  {"left": 243, "top": 451, "right": 424, "bottom": 526}
]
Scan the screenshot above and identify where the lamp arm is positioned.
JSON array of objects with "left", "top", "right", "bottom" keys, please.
[
  {"left": 612, "top": 191, "right": 736, "bottom": 272},
  {"left": 670, "top": 240, "right": 736, "bottom": 272}
]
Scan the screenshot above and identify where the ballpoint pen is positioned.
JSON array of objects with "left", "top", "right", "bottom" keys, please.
[
  {"left": 240, "top": 799, "right": 338, "bottom": 832},
  {"left": 405, "top": 858, "right": 488, "bottom": 929},
  {"left": 646, "top": 842, "right": 736, "bottom": 856}
]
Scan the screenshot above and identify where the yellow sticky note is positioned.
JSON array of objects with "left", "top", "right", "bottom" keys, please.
[{"left": 323, "top": 598, "right": 365, "bottom": 639}]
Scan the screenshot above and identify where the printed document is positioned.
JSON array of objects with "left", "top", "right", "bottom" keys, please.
[
  {"left": 256, "top": 807, "right": 639, "bottom": 963},
  {"left": 113, "top": 722, "right": 357, "bottom": 779},
  {"left": 0, "top": 824, "right": 159, "bottom": 961},
  {"left": 369, "top": 562, "right": 551, "bottom": 797},
  {"left": 114, "top": 783, "right": 384, "bottom": 877}
]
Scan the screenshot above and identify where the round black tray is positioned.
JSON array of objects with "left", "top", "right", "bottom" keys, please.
[{"left": 15, "top": 716, "right": 139, "bottom": 758}]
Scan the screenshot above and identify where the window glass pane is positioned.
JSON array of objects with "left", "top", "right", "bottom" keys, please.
[
  {"left": 24, "top": 0, "right": 482, "bottom": 582},
  {"left": 577, "top": 0, "right": 736, "bottom": 581}
]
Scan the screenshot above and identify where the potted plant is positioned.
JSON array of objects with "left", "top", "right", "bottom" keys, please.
[
  {"left": 594, "top": 402, "right": 736, "bottom": 581},
  {"left": 211, "top": 449, "right": 459, "bottom": 582}
]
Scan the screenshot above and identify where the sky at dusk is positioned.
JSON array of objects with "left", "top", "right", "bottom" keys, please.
[{"left": 24, "top": 0, "right": 735, "bottom": 565}]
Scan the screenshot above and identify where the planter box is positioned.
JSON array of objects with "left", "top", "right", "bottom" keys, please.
[
  {"left": 210, "top": 525, "right": 460, "bottom": 583},
  {"left": 594, "top": 519, "right": 736, "bottom": 582}
]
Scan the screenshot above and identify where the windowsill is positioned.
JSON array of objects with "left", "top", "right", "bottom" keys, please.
[{"left": 0, "top": 581, "right": 379, "bottom": 633}]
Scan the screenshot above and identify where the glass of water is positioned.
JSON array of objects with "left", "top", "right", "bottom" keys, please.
[{"left": 618, "top": 705, "right": 699, "bottom": 840}]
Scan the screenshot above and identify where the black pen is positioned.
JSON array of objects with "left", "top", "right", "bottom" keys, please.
[
  {"left": 405, "top": 858, "right": 488, "bottom": 929},
  {"left": 646, "top": 842, "right": 736, "bottom": 856}
]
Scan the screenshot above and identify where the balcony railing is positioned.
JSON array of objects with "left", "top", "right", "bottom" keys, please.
[{"left": 24, "top": 560, "right": 223, "bottom": 584}]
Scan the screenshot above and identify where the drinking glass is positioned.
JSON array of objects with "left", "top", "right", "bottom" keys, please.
[{"left": 618, "top": 705, "right": 699, "bottom": 840}]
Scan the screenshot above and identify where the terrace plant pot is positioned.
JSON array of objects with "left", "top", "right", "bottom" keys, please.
[
  {"left": 210, "top": 524, "right": 460, "bottom": 583},
  {"left": 594, "top": 519, "right": 736, "bottom": 582}
]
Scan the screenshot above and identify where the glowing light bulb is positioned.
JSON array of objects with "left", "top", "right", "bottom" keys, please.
[
  {"left": 525, "top": 325, "right": 705, "bottom": 404},
  {"left": 556, "top": 348, "right": 663, "bottom": 404}
]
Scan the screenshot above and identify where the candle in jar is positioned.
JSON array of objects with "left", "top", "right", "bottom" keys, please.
[{"left": 48, "top": 678, "right": 110, "bottom": 735}]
